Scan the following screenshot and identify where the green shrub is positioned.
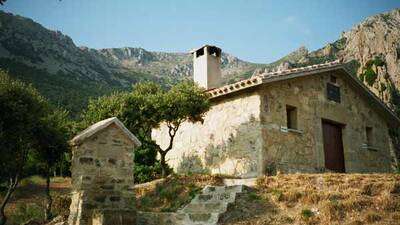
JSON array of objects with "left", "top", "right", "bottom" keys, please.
[
  {"left": 301, "top": 208, "right": 314, "bottom": 220},
  {"left": 363, "top": 67, "right": 377, "bottom": 86},
  {"left": 248, "top": 192, "right": 261, "bottom": 201},
  {"left": 9, "top": 203, "right": 44, "bottom": 225}
]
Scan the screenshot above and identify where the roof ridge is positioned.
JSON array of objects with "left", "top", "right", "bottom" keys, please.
[
  {"left": 257, "top": 59, "right": 342, "bottom": 79},
  {"left": 207, "top": 60, "right": 343, "bottom": 98},
  {"left": 70, "top": 117, "right": 141, "bottom": 147}
]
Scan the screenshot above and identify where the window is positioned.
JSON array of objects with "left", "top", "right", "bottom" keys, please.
[
  {"left": 327, "top": 83, "right": 341, "bottom": 103},
  {"left": 286, "top": 105, "right": 298, "bottom": 129},
  {"left": 366, "top": 126, "right": 373, "bottom": 146}
]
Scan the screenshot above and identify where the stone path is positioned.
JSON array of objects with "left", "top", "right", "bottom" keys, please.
[{"left": 137, "top": 185, "right": 248, "bottom": 225}]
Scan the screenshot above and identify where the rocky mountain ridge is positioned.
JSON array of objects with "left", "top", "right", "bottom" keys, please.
[{"left": 0, "top": 8, "right": 400, "bottom": 115}]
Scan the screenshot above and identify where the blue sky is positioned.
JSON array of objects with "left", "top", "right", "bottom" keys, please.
[{"left": 2, "top": 0, "right": 400, "bottom": 63}]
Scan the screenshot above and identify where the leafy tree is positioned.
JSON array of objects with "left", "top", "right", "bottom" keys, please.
[
  {"left": 81, "top": 91, "right": 162, "bottom": 182},
  {"left": 0, "top": 70, "right": 48, "bottom": 225},
  {"left": 152, "top": 82, "right": 210, "bottom": 177},
  {"left": 81, "top": 81, "right": 210, "bottom": 179},
  {"left": 31, "top": 108, "right": 71, "bottom": 220}
]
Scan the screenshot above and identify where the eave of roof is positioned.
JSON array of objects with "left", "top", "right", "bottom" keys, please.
[
  {"left": 206, "top": 60, "right": 400, "bottom": 127},
  {"left": 70, "top": 117, "right": 142, "bottom": 147}
]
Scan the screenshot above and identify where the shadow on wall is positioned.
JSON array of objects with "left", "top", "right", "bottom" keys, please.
[
  {"left": 176, "top": 117, "right": 262, "bottom": 178},
  {"left": 177, "top": 154, "right": 211, "bottom": 174}
]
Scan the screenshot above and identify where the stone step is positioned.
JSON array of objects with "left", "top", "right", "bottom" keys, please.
[
  {"left": 192, "top": 192, "right": 236, "bottom": 203},
  {"left": 202, "top": 185, "right": 244, "bottom": 194},
  {"left": 137, "top": 185, "right": 248, "bottom": 225},
  {"left": 180, "top": 202, "right": 228, "bottom": 214}
]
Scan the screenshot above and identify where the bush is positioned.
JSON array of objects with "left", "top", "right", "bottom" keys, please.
[
  {"left": 9, "top": 203, "right": 44, "bottom": 225},
  {"left": 301, "top": 209, "right": 314, "bottom": 220}
]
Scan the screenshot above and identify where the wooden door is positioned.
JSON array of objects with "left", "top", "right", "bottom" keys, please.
[{"left": 322, "top": 120, "right": 345, "bottom": 172}]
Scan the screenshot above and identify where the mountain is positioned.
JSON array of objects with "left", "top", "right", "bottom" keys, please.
[
  {"left": 254, "top": 8, "right": 400, "bottom": 111},
  {"left": 1, "top": 9, "right": 400, "bottom": 116},
  {"left": 0, "top": 10, "right": 258, "bottom": 116}
]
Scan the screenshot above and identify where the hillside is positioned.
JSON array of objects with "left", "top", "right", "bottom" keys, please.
[
  {"left": 253, "top": 8, "right": 400, "bottom": 111},
  {"left": 0, "top": 10, "right": 258, "bottom": 115},
  {"left": 1, "top": 9, "right": 400, "bottom": 116},
  {"left": 1, "top": 174, "right": 398, "bottom": 225},
  {"left": 221, "top": 174, "right": 400, "bottom": 225}
]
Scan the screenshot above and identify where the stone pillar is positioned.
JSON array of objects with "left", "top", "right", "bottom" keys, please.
[{"left": 68, "top": 117, "right": 141, "bottom": 225}]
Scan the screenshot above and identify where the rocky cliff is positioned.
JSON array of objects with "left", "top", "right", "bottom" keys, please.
[{"left": 257, "top": 8, "right": 400, "bottom": 110}]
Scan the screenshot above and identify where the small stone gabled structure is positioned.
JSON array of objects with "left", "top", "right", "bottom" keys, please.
[{"left": 68, "top": 117, "right": 141, "bottom": 225}]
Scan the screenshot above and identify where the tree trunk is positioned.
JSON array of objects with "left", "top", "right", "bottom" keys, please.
[
  {"left": 44, "top": 172, "right": 52, "bottom": 221},
  {"left": 0, "top": 175, "right": 19, "bottom": 225},
  {"left": 160, "top": 152, "right": 167, "bottom": 178}
]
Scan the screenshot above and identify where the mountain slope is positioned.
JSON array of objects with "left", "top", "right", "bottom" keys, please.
[
  {"left": 1, "top": 9, "right": 400, "bottom": 116},
  {"left": 254, "top": 8, "right": 400, "bottom": 110},
  {"left": 0, "top": 10, "right": 259, "bottom": 115}
]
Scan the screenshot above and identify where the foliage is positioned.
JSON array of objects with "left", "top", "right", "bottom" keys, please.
[
  {"left": 301, "top": 209, "right": 314, "bottom": 220},
  {"left": 81, "top": 81, "right": 210, "bottom": 179},
  {"left": 359, "top": 56, "right": 386, "bottom": 87},
  {"left": 9, "top": 203, "right": 44, "bottom": 225},
  {"left": 363, "top": 67, "right": 378, "bottom": 86},
  {"left": 0, "top": 70, "right": 50, "bottom": 225},
  {"left": 0, "top": 70, "right": 72, "bottom": 223},
  {"left": 0, "top": 58, "right": 157, "bottom": 117},
  {"left": 135, "top": 174, "right": 222, "bottom": 212}
]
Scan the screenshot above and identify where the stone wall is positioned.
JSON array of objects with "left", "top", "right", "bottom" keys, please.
[
  {"left": 260, "top": 71, "right": 393, "bottom": 173},
  {"left": 152, "top": 89, "right": 263, "bottom": 178},
  {"left": 69, "top": 123, "right": 137, "bottom": 225},
  {"left": 152, "top": 71, "right": 394, "bottom": 177}
]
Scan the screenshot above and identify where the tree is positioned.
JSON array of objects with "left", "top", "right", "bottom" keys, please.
[
  {"left": 152, "top": 82, "right": 210, "bottom": 177},
  {"left": 31, "top": 108, "right": 70, "bottom": 220},
  {"left": 81, "top": 91, "right": 162, "bottom": 183},
  {"left": 0, "top": 70, "right": 48, "bottom": 225},
  {"left": 81, "top": 81, "right": 210, "bottom": 179}
]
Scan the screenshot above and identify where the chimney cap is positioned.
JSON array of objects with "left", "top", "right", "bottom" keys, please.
[{"left": 190, "top": 44, "right": 221, "bottom": 54}]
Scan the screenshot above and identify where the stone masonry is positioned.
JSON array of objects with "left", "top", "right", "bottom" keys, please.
[
  {"left": 68, "top": 117, "right": 141, "bottom": 225},
  {"left": 137, "top": 185, "right": 248, "bottom": 225},
  {"left": 152, "top": 61, "right": 399, "bottom": 177}
]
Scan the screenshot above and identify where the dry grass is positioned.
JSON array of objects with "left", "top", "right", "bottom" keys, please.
[
  {"left": 135, "top": 174, "right": 224, "bottom": 212},
  {"left": 221, "top": 173, "right": 400, "bottom": 225}
]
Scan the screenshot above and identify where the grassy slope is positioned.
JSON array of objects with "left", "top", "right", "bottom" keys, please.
[
  {"left": 220, "top": 174, "right": 400, "bottom": 225},
  {"left": 1, "top": 174, "right": 399, "bottom": 225}
]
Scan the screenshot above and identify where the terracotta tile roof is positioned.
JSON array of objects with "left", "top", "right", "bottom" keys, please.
[
  {"left": 207, "top": 60, "right": 342, "bottom": 98},
  {"left": 206, "top": 60, "right": 400, "bottom": 126}
]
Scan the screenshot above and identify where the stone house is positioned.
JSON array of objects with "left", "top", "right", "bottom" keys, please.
[
  {"left": 152, "top": 45, "right": 400, "bottom": 178},
  {"left": 69, "top": 117, "right": 141, "bottom": 225}
]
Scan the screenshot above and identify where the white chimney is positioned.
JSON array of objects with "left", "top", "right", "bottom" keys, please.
[{"left": 190, "top": 45, "right": 222, "bottom": 90}]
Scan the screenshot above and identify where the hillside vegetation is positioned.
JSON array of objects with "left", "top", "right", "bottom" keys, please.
[
  {"left": 221, "top": 174, "right": 400, "bottom": 225},
  {"left": 1, "top": 9, "right": 400, "bottom": 117}
]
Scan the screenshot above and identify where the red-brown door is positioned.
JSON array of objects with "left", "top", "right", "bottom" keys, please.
[{"left": 322, "top": 120, "right": 345, "bottom": 172}]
